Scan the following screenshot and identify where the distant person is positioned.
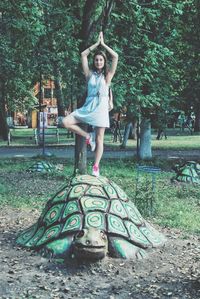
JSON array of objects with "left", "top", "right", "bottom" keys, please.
[
  {"left": 156, "top": 127, "right": 167, "bottom": 140},
  {"left": 179, "top": 112, "right": 185, "bottom": 131},
  {"left": 111, "top": 113, "right": 122, "bottom": 143},
  {"left": 155, "top": 109, "right": 168, "bottom": 140},
  {"left": 62, "top": 32, "right": 118, "bottom": 176},
  {"left": 185, "top": 115, "right": 193, "bottom": 134}
]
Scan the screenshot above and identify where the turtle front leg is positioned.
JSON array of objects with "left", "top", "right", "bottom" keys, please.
[
  {"left": 39, "top": 246, "right": 55, "bottom": 261},
  {"left": 108, "top": 237, "right": 147, "bottom": 259},
  {"left": 44, "top": 235, "right": 74, "bottom": 258}
]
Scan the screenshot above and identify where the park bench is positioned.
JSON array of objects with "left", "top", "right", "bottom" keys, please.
[
  {"left": 37, "top": 128, "right": 60, "bottom": 144},
  {"left": 37, "top": 128, "right": 73, "bottom": 143},
  {"left": 7, "top": 127, "right": 73, "bottom": 146},
  {"left": 8, "top": 128, "right": 38, "bottom": 146},
  {"left": 57, "top": 127, "right": 74, "bottom": 139}
]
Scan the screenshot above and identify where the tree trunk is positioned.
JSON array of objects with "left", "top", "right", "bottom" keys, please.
[
  {"left": 0, "top": 80, "right": 8, "bottom": 140},
  {"left": 74, "top": 125, "right": 87, "bottom": 175},
  {"left": 75, "top": 0, "right": 114, "bottom": 174},
  {"left": 53, "top": 64, "right": 65, "bottom": 117},
  {"left": 74, "top": 94, "right": 87, "bottom": 174},
  {"left": 194, "top": 106, "right": 200, "bottom": 132},
  {"left": 132, "top": 119, "right": 137, "bottom": 139},
  {"left": 74, "top": 0, "right": 99, "bottom": 175},
  {"left": 139, "top": 117, "right": 152, "bottom": 159}
]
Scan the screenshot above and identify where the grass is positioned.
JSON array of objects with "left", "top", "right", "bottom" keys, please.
[
  {"left": 0, "top": 158, "right": 199, "bottom": 235},
  {"left": 104, "top": 131, "right": 200, "bottom": 150},
  {"left": 1, "top": 128, "right": 200, "bottom": 150}
]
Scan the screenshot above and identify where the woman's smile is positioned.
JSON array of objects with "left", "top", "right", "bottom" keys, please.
[{"left": 94, "top": 55, "right": 105, "bottom": 69}]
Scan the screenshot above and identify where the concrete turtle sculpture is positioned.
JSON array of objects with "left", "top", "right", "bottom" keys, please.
[
  {"left": 16, "top": 175, "right": 166, "bottom": 261},
  {"left": 28, "top": 161, "right": 55, "bottom": 173},
  {"left": 172, "top": 161, "right": 200, "bottom": 184}
]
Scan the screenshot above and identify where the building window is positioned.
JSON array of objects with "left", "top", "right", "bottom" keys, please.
[{"left": 44, "top": 88, "right": 52, "bottom": 98}]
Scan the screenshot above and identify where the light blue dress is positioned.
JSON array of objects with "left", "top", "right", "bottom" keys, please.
[{"left": 71, "top": 71, "right": 110, "bottom": 128}]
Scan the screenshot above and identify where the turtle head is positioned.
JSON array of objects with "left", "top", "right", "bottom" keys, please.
[{"left": 73, "top": 228, "right": 108, "bottom": 261}]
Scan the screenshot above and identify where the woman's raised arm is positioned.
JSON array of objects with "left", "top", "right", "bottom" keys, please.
[
  {"left": 100, "top": 32, "right": 118, "bottom": 84},
  {"left": 81, "top": 34, "right": 101, "bottom": 78}
]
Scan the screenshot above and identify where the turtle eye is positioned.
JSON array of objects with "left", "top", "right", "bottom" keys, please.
[
  {"left": 100, "top": 231, "right": 106, "bottom": 240},
  {"left": 76, "top": 230, "right": 84, "bottom": 238}
]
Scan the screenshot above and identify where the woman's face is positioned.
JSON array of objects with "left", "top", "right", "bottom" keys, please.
[{"left": 94, "top": 54, "right": 105, "bottom": 71}]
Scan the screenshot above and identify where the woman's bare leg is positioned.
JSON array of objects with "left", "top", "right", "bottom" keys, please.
[
  {"left": 62, "top": 115, "right": 89, "bottom": 138},
  {"left": 94, "top": 127, "right": 105, "bottom": 166}
]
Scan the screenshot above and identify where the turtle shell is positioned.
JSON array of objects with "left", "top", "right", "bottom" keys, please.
[
  {"left": 174, "top": 161, "right": 200, "bottom": 184},
  {"left": 16, "top": 175, "right": 165, "bottom": 253},
  {"left": 28, "top": 161, "right": 55, "bottom": 173}
]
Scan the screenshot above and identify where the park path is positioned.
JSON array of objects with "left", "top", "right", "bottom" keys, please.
[{"left": 0, "top": 145, "right": 199, "bottom": 159}]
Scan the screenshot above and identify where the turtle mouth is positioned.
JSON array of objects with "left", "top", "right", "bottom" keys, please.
[
  {"left": 73, "top": 243, "right": 107, "bottom": 260},
  {"left": 74, "top": 243, "right": 106, "bottom": 250}
]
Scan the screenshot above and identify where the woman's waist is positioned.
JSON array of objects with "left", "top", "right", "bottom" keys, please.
[{"left": 87, "top": 92, "right": 109, "bottom": 97}]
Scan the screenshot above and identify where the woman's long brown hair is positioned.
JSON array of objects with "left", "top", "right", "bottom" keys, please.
[{"left": 92, "top": 50, "right": 109, "bottom": 77}]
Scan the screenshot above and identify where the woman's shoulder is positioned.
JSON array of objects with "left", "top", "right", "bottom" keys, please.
[{"left": 86, "top": 70, "right": 93, "bottom": 81}]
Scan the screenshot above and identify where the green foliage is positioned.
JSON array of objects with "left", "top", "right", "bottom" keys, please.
[
  {"left": 0, "top": 182, "right": 9, "bottom": 195},
  {"left": 0, "top": 0, "right": 44, "bottom": 111},
  {"left": 1, "top": 0, "right": 198, "bottom": 118},
  {"left": 175, "top": 0, "right": 200, "bottom": 115},
  {"left": 1, "top": 0, "right": 199, "bottom": 157},
  {"left": 107, "top": 0, "right": 185, "bottom": 116}
]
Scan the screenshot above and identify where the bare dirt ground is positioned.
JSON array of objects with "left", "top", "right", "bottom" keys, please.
[{"left": 0, "top": 172, "right": 200, "bottom": 299}]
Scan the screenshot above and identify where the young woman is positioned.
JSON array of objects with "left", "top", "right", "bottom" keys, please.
[{"left": 62, "top": 32, "right": 118, "bottom": 177}]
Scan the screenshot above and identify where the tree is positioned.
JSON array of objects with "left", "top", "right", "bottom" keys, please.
[
  {"left": 0, "top": 0, "right": 44, "bottom": 139},
  {"left": 176, "top": 0, "right": 200, "bottom": 131},
  {"left": 139, "top": 117, "right": 152, "bottom": 159},
  {"left": 1, "top": 0, "right": 198, "bottom": 162},
  {"left": 106, "top": 0, "right": 185, "bottom": 158},
  {"left": 74, "top": 0, "right": 115, "bottom": 173},
  {"left": 40, "top": 0, "right": 80, "bottom": 117}
]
